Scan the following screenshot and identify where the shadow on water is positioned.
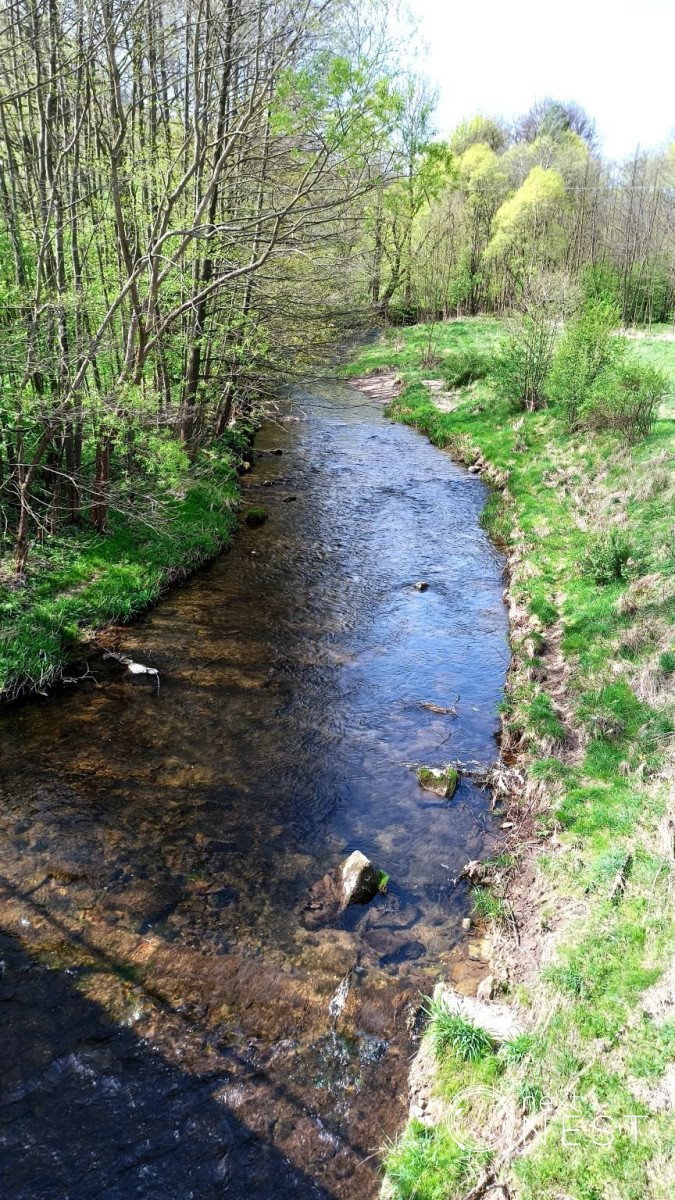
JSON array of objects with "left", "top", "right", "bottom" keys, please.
[
  {"left": 0, "top": 928, "right": 335, "bottom": 1200},
  {"left": 0, "top": 380, "right": 509, "bottom": 1197}
]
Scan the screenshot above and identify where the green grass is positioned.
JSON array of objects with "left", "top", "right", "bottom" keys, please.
[
  {"left": 0, "top": 446, "right": 242, "bottom": 701},
  {"left": 471, "top": 887, "right": 509, "bottom": 926},
  {"left": 385, "top": 1121, "right": 484, "bottom": 1200},
  {"left": 346, "top": 317, "right": 675, "bottom": 1200},
  {"left": 425, "top": 994, "right": 496, "bottom": 1062}
]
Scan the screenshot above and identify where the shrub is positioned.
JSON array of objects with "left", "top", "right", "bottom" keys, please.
[
  {"left": 442, "top": 347, "right": 492, "bottom": 389},
  {"left": 545, "top": 297, "right": 623, "bottom": 427},
  {"left": 492, "top": 322, "right": 553, "bottom": 412},
  {"left": 581, "top": 359, "right": 667, "bottom": 442},
  {"left": 581, "top": 529, "right": 639, "bottom": 584},
  {"left": 492, "top": 274, "right": 573, "bottom": 411}
]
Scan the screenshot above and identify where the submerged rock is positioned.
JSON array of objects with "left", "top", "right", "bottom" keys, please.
[
  {"left": 304, "top": 850, "right": 384, "bottom": 927},
  {"left": 416, "top": 766, "right": 459, "bottom": 799},
  {"left": 244, "top": 507, "right": 267, "bottom": 528},
  {"left": 414, "top": 581, "right": 429, "bottom": 592}
]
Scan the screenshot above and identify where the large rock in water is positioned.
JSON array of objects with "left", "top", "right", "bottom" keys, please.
[
  {"left": 417, "top": 766, "right": 459, "bottom": 799},
  {"left": 339, "top": 850, "right": 381, "bottom": 906},
  {"left": 303, "top": 850, "right": 382, "bottom": 926}
]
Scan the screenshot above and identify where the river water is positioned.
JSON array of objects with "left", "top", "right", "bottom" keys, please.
[{"left": 0, "top": 381, "right": 508, "bottom": 1199}]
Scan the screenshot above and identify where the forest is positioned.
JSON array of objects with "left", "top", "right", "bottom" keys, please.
[{"left": 0, "top": 0, "right": 674, "bottom": 697}]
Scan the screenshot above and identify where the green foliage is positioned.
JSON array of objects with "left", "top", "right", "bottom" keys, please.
[
  {"left": 545, "top": 298, "right": 623, "bottom": 427},
  {"left": 499, "top": 1033, "right": 535, "bottom": 1065},
  {"left": 581, "top": 530, "right": 639, "bottom": 584},
  {"left": 450, "top": 114, "right": 507, "bottom": 155},
  {"left": 624, "top": 258, "right": 673, "bottom": 325},
  {"left": 442, "top": 346, "right": 492, "bottom": 388},
  {"left": 424, "top": 995, "right": 496, "bottom": 1062},
  {"left": 582, "top": 359, "right": 667, "bottom": 442},
  {"left": 530, "top": 595, "right": 557, "bottom": 625},
  {"left": 659, "top": 650, "right": 675, "bottom": 674},
  {"left": 582, "top": 261, "right": 623, "bottom": 307},
  {"left": 518, "top": 1082, "right": 544, "bottom": 1113},
  {"left": 528, "top": 693, "right": 565, "bottom": 741},
  {"left": 625, "top": 1016, "right": 675, "bottom": 1078},
  {"left": 486, "top": 166, "right": 566, "bottom": 272},
  {"left": 0, "top": 450, "right": 239, "bottom": 701},
  {"left": 492, "top": 293, "right": 561, "bottom": 412},
  {"left": 479, "top": 492, "right": 511, "bottom": 545}
]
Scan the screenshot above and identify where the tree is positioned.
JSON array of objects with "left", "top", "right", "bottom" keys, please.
[
  {"left": 450, "top": 114, "right": 508, "bottom": 156},
  {"left": 515, "top": 98, "right": 597, "bottom": 150}
]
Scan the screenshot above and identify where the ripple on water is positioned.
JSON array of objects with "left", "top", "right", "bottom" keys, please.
[{"left": 0, "top": 380, "right": 508, "bottom": 1198}]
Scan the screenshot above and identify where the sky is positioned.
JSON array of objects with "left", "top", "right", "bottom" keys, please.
[{"left": 405, "top": 0, "right": 675, "bottom": 160}]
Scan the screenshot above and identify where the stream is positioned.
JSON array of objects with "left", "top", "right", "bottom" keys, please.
[{"left": 0, "top": 380, "right": 509, "bottom": 1199}]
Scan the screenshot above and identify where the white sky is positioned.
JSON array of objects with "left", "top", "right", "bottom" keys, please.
[{"left": 405, "top": 0, "right": 675, "bottom": 160}]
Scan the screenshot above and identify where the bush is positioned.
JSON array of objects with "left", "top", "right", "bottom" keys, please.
[
  {"left": 492, "top": 274, "right": 573, "bottom": 411},
  {"left": 581, "top": 530, "right": 639, "bottom": 584},
  {"left": 545, "top": 297, "right": 623, "bottom": 427},
  {"left": 581, "top": 359, "right": 667, "bottom": 442},
  {"left": 442, "top": 346, "right": 492, "bottom": 389},
  {"left": 492, "top": 321, "right": 554, "bottom": 412}
]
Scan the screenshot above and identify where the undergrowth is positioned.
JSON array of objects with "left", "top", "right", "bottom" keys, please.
[{"left": 0, "top": 445, "right": 242, "bottom": 701}]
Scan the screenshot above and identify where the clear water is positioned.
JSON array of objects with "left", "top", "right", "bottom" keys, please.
[{"left": 0, "top": 381, "right": 508, "bottom": 1198}]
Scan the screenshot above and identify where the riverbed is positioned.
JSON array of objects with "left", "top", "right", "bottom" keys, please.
[{"left": 0, "top": 380, "right": 509, "bottom": 1198}]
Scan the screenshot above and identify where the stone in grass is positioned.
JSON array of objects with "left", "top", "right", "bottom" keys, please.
[
  {"left": 244, "top": 506, "right": 267, "bottom": 528},
  {"left": 417, "top": 766, "right": 459, "bottom": 799},
  {"left": 432, "top": 981, "right": 525, "bottom": 1045}
]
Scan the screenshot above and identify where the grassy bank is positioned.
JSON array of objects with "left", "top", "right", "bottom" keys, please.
[
  {"left": 345, "top": 319, "right": 675, "bottom": 1199},
  {"left": 0, "top": 441, "right": 244, "bottom": 702}
]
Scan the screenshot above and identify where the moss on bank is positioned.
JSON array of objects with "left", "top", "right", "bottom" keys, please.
[
  {"left": 0, "top": 442, "right": 244, "bottom": 702},
  {"left": 346, "top": 319, "right": 675, "bottom": 1200}
]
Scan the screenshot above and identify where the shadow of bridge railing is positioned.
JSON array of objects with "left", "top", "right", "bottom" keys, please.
[{"left": 0, "top": 928, "right": 339, "bottom": 1200}]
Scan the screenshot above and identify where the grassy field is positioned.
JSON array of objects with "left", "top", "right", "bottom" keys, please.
[
  {"left": 0, "top": 444, "right": 242, "bottom": 702},
  {"left": 345, "top": 319, "right": 675, "bottom": 1200}
]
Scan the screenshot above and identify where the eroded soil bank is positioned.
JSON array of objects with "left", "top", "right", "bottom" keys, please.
[{"left": 0, "top": 381, "right": 508, "bottom": 1198}]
